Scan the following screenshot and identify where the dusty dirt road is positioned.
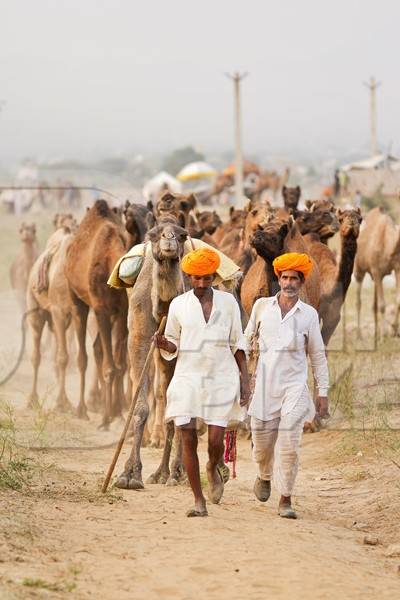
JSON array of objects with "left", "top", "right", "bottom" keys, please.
[{"left": 1, "top": 420, "right": 400, "bottom": 600}]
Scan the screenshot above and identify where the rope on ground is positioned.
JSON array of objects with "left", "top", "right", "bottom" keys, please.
[{"left": 0, "top": 308, "right": 39, "bottom": 386}]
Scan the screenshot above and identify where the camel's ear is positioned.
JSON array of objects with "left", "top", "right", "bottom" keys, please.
[
  {"left": 279, "top": 222, "right": 289, "bottom": 238},
  {"left": 186, "top": 193, "right": 197, "bottom": 210},
  {"left": 125, "top": 200, "right": 131, "bottom": 210},
  {"left": 177, "top": 212, "right": 186, "bottom": 228},
  {"left": 296, "top": 185, "right": 301, "bottom": 196},
  {"left": 147, "top": 200, "right": 154, "bottom": 212},
  {"left": 305, "top": 200, "right": 313, "bottom": 210},
  {"left": 282, "top": 185, "right": 287, "bottom": 196},
  {"left": 145, "top": 212, "right": 156, "bottom": 229},
  {"left": 229, "top": 206, "right": 234, "bottom": 216}
]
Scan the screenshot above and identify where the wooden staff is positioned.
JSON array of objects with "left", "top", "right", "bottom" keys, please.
[{"left": 101, "top": 316, "right": 167, "bottom": 493}]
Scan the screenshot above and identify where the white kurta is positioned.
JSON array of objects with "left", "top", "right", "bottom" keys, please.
[
  {"left": 161, "top": 289, "right": 247, "bottom": 423},
  {"left": 244, "top": 294, "right": 329, "bottom": 422}
]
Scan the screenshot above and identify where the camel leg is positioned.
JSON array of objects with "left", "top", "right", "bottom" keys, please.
[
  {"left": 150, "top": 352, "right": 166, "bottom": 448},
  {"left": 87, "top": 334, "right": 105, "bottom": 413},
  {"left": 355, "top": 276, "right": 364, "bottom": 340},
  {"left": 373, "top": 275, "right": 386, "bottom": 338},
  {"left": 52, "top": 307, "right": 73, "bottom": 413},
  {"left": 111, "top": 313, "right": 128, "bottom": 420},
  {"left": 72, "top": 298, "right": 89, "bottom": 420},
  {"left": 125, "top": 353, "right": 132, "bottom": 411},
  {"left": 146, "top": 420, "right": 175, "bottom": 485},
  {"left": 167, "top": 426, "right": 185, "bottom": 486},
  {"left": 27, "top": 310, "right": 47, "bottom": 409},
  {"left": 392, "top": 266, "right": 400, "bottom": 336},
  {"left": 116, "top": 366, "right": 150, "bottom": 490},
  {"left": 95, "top": 311, "right": 116, "bottom": 430}
]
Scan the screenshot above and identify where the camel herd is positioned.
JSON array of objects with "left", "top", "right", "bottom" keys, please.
[{"left": 8, "top": 188, "right": 400, "bottom": 486}]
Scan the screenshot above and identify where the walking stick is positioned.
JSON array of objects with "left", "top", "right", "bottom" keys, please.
[{"left": 101, "top": 316, "right": 167, "bottom": 493}]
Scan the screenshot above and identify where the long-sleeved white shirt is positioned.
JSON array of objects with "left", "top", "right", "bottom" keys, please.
[
  {"left": 244, "top": 294, "right": 329, "bottom": 422},
  {"left": 161, "top": 289, "right": 247, "bottom": 423}
]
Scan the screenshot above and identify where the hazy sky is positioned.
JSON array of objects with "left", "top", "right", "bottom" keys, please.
[{"left": 1, "top": 0, "right": 399, "bottom": 162}]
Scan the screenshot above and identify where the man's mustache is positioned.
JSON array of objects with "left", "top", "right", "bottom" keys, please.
[{"left": 282, "top": 287, "right": 296, "bottom": 292}]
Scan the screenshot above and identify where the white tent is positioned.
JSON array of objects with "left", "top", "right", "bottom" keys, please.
[
  {"left": 341, "top": 154, "right": 400, "bottom": 172},
  {"left": 177, "top": 161, "right": 216, "bottom": 182},
  {"left": 142, "top": 171, "right": 182, "bottom": 200}
]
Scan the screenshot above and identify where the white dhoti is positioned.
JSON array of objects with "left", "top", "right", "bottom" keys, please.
[{"left": 250, "top": 389, "right": 310, "bottom": 497}]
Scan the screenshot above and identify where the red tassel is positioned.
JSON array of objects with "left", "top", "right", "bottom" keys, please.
[{"left": 224, "top": 430, "right": 237, "bottom": 479}]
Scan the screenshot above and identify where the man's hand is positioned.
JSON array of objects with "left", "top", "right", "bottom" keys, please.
[
  {"left": 315, "top": 396, "right": 329, "bottom": 419},
  {"left": 153, "top": 333, "right": 177, "bottom": 354},
  {"left": 240, "top": 378, "right": 251, "bottom": 407}
]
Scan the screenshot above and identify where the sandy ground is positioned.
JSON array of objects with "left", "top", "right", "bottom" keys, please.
[{"left": 1, "top": 413, "right": 400, "bottom": 600}]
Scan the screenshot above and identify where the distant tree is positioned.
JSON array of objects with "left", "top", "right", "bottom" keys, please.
[{"left": 162, "top": 146, "right": 205, "bottom": 176}]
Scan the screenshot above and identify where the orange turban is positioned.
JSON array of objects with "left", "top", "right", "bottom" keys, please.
[
  {"left": 181, "top": 248, "right": 221, "bottom": 276},
  {"left": 273, "top": 252, "right": 313, "bottom": 279}
]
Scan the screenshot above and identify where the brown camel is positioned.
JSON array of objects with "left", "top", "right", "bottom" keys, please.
[
  {"left": 354, "top": 207, "right": 400, "bottom": 338},
  {"left": 282, "top": 185, "right": 301, "bottom": 217},
  {"left": 26, "top": 226, "right": 76, "bottom": 410},
  {"left": 116, "top": 217, "right": 189, "bottom": 490},
  {"left": 296, "top": 199, "right": 339, "bottom": 244},
  {"left": 241, "top": 217, "right": 321, "bottom": 315},
  {"left": 305, "top": 208, "right": 362, "bottom": 344},
  {"left": 123, "top": 201, "right": 155, "bottom": 248},
  {"left": 10, "top": 223, "right": 38, "bottom": 312},
  {"left": 65, "top": 200, "right": 128, "bottom": 427},
  {"left": 212, "top": 207, "right": 247, "bottom": 246}
]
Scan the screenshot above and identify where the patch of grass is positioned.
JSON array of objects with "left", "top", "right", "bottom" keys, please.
[{"left": 22, "top": 578, "right": 76, "bottom": 592}]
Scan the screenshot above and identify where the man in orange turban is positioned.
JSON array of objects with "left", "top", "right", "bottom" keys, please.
[
  {"left": 244, "top": 251, "right": 329, "bottom": 519},
  {"left": 153, "top": 246, "right": 250, "bottom": 518},
  {"left": 272, "top": 252, "right": 313, "bottom": 280},
  {"left": 181, "top": 247, "right": 221, "bottom": 276}
]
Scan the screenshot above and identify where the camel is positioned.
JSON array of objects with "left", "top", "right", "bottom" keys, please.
[
  {"left": 253, "top": 168, "right": 291, "bottom": 200},
  {"left": 305, "top": 208, "right": 362, "bottom": 344},
  {"left": 354, "top": 206, "right": 400, "bottom": 338},
  {"left": 65, "top": 200, "right": 128, "bottom": 427},
  {"left": 10, "top": 222, "right": 39, "bottom": 312},
  {"left": 212, "top": 207, "right": 247, "bottom": 246},
  {"left": 26, "top": 226, "right": 76, "bottom": 410},
  {"left": 241, "top": 217, "right": 321, "bottom": 315},
  {"left": 296, "top": 199, "right": 339, "bottom": 244},
  {"left": 53, "top": 213, "right": 77, "bottom": 231},
  {"left": 123, "top": 201, "right": 154, "bottom": 248},
  {"left": 116, "top": 217, "right": 189, "bottom": 490},
  {"left": 282, "top": 185, "right": 301, "bottom": 217}
]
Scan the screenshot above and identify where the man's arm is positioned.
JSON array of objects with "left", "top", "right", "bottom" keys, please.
[
  {"left": 308, "top": 313, "right": 329, "bottom": 418},
  {"left": 234, "top": 349, "right": 251, "bottom": 407}
]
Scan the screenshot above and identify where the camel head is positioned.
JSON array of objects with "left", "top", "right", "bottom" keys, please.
[
  {"left": 19, "top": 222, "right": 36, "bottom": 242},
  {"left": 336, "top": 207, "right": 363, "bottom": 238},
  {"left": 229, "top": 207, "right": 247, "bottom": 228},
  {"left": 147, "top": 217, "right": 188, "bottom": 263},
  {"left": 194, "top": 209, "right": 222, "bottom": 235},
  {"left": 282, "top": 186, "right": 301, "bottom": 212},
  {"left": 155, "top": 191, "right": 196, "bottom": 228},
  {"left": 297, "top": 199, "right": 339, "bottom": 240},
  {"left": 124, "top": 201, "right": 153, "bottom": 245},
  {"left": 244, "top": 198, "right": 274, "bottom": 243},
  {"left": 56, "top": 213, "right": 78, "bottom": 233},
  {"left": 250, "top": 215, "right": 291, "bottom": 261}
]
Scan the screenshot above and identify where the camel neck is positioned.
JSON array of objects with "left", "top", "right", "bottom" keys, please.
[
  {"left": 22, "top": 239, "right": 36, "bottom": 263},
  {"left": 264, "top": 260, "right": 280, "bottom": 296}
]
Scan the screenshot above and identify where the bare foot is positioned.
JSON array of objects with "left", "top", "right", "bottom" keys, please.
[
  {"left": 186, "top": 497, "right": 208, "bottom": 517},
  {"left": 206, "top": 462, "right": 224, "bottom": 504}
]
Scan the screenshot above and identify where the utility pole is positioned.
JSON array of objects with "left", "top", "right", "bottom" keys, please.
[
  {"left": 363, "top": 76, "right": 381, "bottom": 156},
  {"left": 226, "top": 72, "right": 248, "bottom": 208}
]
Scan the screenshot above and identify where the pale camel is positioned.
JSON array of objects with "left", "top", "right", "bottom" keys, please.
[
  {"left": 10, "top": 223, "right": 38, "bottom": 312},
  {"left": 26, "top": 226, "right": 76, "bottom": 410},
  {"left": 305, "top": 208, "right": 362, "bottom": 344},
  {"left": 116, "top": 217, "right": 189, "bottom": 490},
  {"left": 354, "top": 207, "right": 400, "bottom": 338},
  {"left": 241, "top": 217, "right": 321, "bottom": 315},
  {"left": 65, "top": 200, "right": 128, "bottom": 428}
]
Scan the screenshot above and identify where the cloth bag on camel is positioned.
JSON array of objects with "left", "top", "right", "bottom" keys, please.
[{"left": 107, "top": 237, "right": 241, "bottom": 289}]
